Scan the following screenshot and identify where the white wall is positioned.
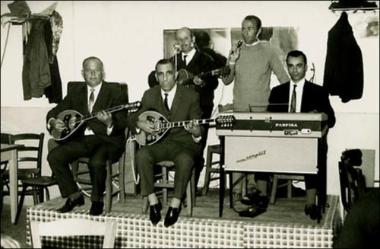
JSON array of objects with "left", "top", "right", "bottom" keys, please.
[{"left": 1, "top": 1, "right": 379, "bottom": 199}]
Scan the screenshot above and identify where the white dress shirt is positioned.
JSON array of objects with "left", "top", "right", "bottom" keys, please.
[
  {"left": 182, "top": 48, "right": 196, "bottom": 66},
  {"left": 288, "top": 78, "right": 305, "bottom": 113},
  {"left": 161, "top": 84, "right": 177, "bottom": 110}
]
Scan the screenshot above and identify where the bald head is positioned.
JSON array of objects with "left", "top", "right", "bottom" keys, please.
[
  {"left": 82, "top": 56, "right": 105, "bottom": 87},
  {"left": 176, "top": 27, "right": 192, "bottom": 37},
  {"left": 175, "top": 27, "right": 195, "bottom": 53}
]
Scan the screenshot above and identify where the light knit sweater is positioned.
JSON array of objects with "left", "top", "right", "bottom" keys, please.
[{"left": 233, "top": 41, "right": 289, "bottom": 112}]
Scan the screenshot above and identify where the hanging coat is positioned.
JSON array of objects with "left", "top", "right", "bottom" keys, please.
[
  {"left": 323, "top": 11, "right": 364, "bottom": 103},
  {"left": 22, "top": 19, "right": 52, "bottom": 100}
]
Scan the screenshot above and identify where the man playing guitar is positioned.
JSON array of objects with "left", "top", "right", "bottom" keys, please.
[{"left": 172, "top": 27, "right": 219, "bottom": 190}]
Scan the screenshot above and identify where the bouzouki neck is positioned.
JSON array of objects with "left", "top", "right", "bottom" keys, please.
[
  {"left": 76, "top": 102, "right": 139, "bottom": 125},
  {"left": 161, "top": 118, "right": 215, "bottom": 129},
  {"left": 80, "top": 105, "right": 126, "bottom": 123}
]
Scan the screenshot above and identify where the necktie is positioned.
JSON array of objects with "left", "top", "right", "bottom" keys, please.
[
  {"left": 290, "top": 84, "right": 297, "bottom": 113},
  {"left": 164, "top": 93, "right": 170, "bottom": 111},
  {"left": 183, "top": 55, "right": 187, "bottom": 66},
  {"left": 88, "top": 88, "right": 95, "bottom": 113}
]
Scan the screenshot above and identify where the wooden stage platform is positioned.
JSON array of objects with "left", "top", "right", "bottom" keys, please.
[{"left": 26, "top": 191, "right": 342, "bottom": 248}]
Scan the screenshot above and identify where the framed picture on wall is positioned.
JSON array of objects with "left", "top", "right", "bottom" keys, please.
[{"left": 163, "top": 28, "right": 229, "bottom": 59}]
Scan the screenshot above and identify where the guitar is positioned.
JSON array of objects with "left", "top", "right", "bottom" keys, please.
[
  {"left": 177, "top": 66, "right": 230, "bottom": 86},
  {"left": 52, "top": 101, "right": 141, "bottom": 141},
  {"left": 135, "top": 110, "right": 235, "bottom": 146}
]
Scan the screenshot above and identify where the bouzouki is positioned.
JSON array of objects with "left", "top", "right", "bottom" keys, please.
[
  {"left": 135, "top": 110, "right": 235, "bottom": 146},
  {"left": 52, "top": 101, "right": 141, "bottom": 141}
]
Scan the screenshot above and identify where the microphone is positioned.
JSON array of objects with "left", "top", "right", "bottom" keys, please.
[
  {"left": 173, "top": 44, "right": 181, "bottom": 52},
  {"left": 231, "top": 40, "right": 243, "bottom": 55},
  {"left": 236, "top": 40, "right": 243, "bottom": 48}
]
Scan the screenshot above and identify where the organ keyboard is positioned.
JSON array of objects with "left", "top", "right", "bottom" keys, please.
[{"left": 216, "top": 112, "right": 328, "bottom": 138}]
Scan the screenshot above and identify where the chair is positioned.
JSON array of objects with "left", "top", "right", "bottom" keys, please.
[
  {"left": 338, "top": 149, "right": 366, "bottom": 214},
  {"left": 1, "top": 133, "right": 14, "bottom": 214},
  {"left": 0, "top": 133, "right": 13, "bottom": 144},
  {"left": 141, "top": 160, "right": 195, "bottom": 216},
  {"left": 30, "top": 218, "right": 117, "bottom": 248},
  {"left": 47, "top": 128, "right": 129, "bottom": 214},
  {"left": 269, "top": 174, "right": 305, "bottom": 204},
  {"left": 71, "top": 133, "right": 128, "bottom": 213},
  {"left": 202, "top": 144, "right": 222, "bottom": 195},
  {"left": 15, "top": 174, "right": 57, "bottom": 224},
  {"left": 2, "top": 133, "right": 45, "bottom": 203},
  {"left": 202, "top": 104, "right": 235, "bottom": 196}
]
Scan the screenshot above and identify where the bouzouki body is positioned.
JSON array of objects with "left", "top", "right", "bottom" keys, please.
[
  {"left": 51, "top": 110, "right": 85, "bottom": 142},
  {"left": 52, "top": 101, "right": 141, "bottom": 142},
  {"left": 135, "top": 110, "right": 235, "bottom": 146},
  {"left": 135, "top": 111, "right": 171, "bottom": 146}
]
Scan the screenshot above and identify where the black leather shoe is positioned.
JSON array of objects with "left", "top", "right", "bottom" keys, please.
[
  {"left": 89, "top": 201, "right": 104, "bottom": 216},
  {"left": 164, "top": 206, "right": 181, "bottom": 227},
  {"left": 149, "top": 202, "right": 162, "bottom": 225},
  {"left": 57, "top": 195, "right": 84, "bottom": 213},
  {"left": 239, "top": 204, "right": 267, "bottom": 218},
  {"left": 241, "top": 194, "right": 269, "bottom": 208},
  {"left": 304, "top": 204, "right": 321, "bottom": 221}
]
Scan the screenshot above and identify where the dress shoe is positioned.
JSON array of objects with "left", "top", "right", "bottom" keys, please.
[
  {"left": 239, "top": 204, "right": 267, "bottom": 218},
  {"left": 164, "top": 206, "right": 181, "bottom": 227},
  {"left": 149, "top": 202, "right": 162, "bottom": 225},
  {"left": 241, "top": 194, "right": 269, "bottom": 208},
  {"left": 57, "top": 195, "right": 84, "bottom": 213},
  {"left": 304, "top": 204, "right": 321, "bottom": 221},
  {"left": 89, "top": 201, "right": 104, "bottom": 216}
]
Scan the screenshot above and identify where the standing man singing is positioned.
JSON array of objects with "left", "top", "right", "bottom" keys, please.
[{"left": 222, "top": 15, "right": 290, "bottom": 214}]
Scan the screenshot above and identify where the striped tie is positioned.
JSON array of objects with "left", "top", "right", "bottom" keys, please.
[{"left": 88, "top": 88, "right": 95, "bottom": 113}]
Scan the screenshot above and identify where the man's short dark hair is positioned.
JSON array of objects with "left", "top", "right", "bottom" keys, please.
[
  {"left": 243, "top": 15, "right": 262, "bottom": 30},
  {"left": 286, "top": 50, "right": 308, "bottom": 65},
  {"left": 82, "top": 56, "right": 103, "bottom": 69},
  {"left": 195, "top": 30, "right": 210, "bottom": 49},
  {"left": 155, "top": 59, "right": 174, "bottom": 71}
]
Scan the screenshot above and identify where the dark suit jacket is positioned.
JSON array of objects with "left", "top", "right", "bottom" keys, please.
[
  {"left": 132, "top": 84, "right": 204, "bottom": 153},
  {"left": 46, "top": 81, "right": 129, "bottom": 146},
  {"left": 267, "top": 81, "right": 336, "bottom": 128},
  {"left": 172, "top": 50, "right": 218, "bottom": 110},
  {"left": 323, "top": 11, "right": 363, "bottom": 103}
]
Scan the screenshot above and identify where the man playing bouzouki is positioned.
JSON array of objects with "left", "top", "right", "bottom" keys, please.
[
  {"left": 132, "top": 59, "right": 204, "bottom": 227},
  {"left": 46, "top": 56, "right": 130, "bottom": 216}
]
